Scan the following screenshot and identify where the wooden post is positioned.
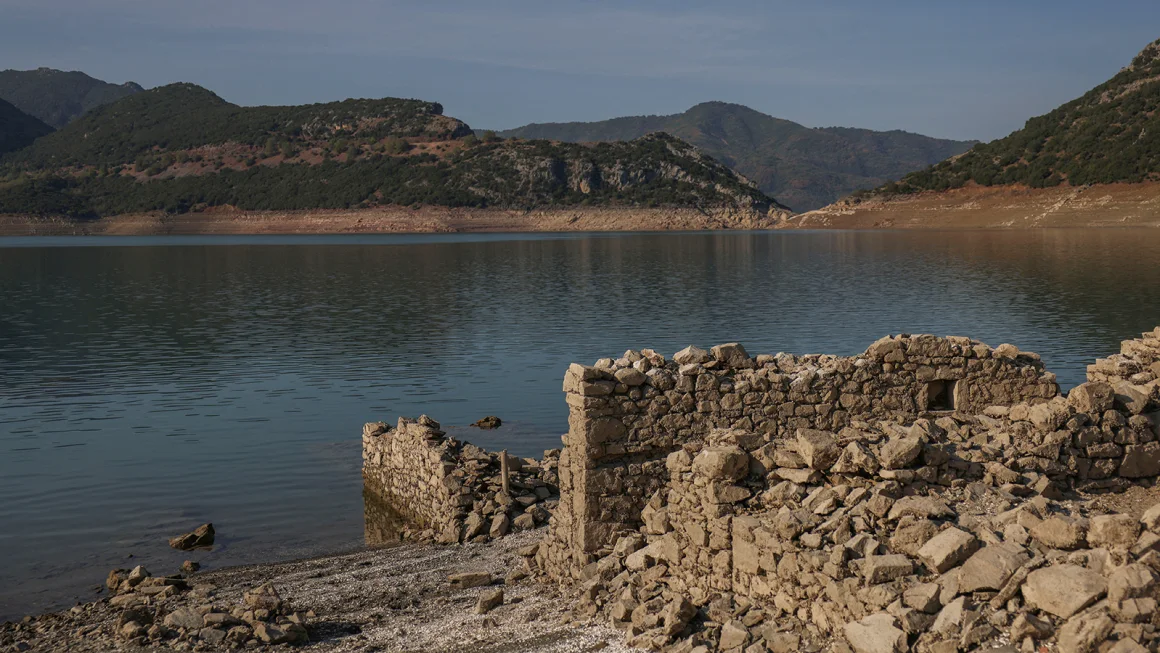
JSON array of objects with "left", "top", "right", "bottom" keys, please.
[{"left": 501, "top": 449, "right": 511, "bottom": 496}]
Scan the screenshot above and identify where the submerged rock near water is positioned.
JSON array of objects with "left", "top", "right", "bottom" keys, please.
[
  {"left": 473, "top": 415, "right": 503, "bottom": 429},
  {"left": 169, "top": 523, "right": 215, "bottom": 551}
]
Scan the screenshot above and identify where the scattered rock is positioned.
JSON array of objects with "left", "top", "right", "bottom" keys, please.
[
  {"left": 168, "top": 523, "right": 215, "bottom": 551},
  {"left": 475, "top": 588, "right": 504, "bottom": 614},
  {"left": 449, "top": 572, "right": 492, "bottom": 589},
  {"left": 473, "top": 416, "right": 502, "bottom": 429}
]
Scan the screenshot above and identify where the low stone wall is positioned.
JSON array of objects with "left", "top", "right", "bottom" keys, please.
[
  {"left": 362, "top": 417, "right": 459, "bottom": 533},
  {"left": 362, "top": 416, "right": 560, "bottom": 545},
  {"left": 542, "top": 334, "right": 1060, "bottom": 578}
]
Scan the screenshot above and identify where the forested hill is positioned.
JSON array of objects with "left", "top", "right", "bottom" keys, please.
[
  {"left": 879, "top": 38, "right": 1160, "bottom": 195},
  {"left": 0, "top": 68, "right": 144, "bottom": 128},
  {"left": 0, "top": 84, "right": 786, "bottom": 219},
  {"left": 0, "top": 98, "right": 53, "bottom": 155},
  {"left": 500, "top": 102, "right": 975, "bottom": 211}
]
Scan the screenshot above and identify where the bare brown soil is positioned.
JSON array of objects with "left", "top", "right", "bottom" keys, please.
[
  {"left": 0, "top": 206, "right": 785, "bottom": 236},
  {"left": 790, "top": 182, "right": 1160, "bottom": 229}
]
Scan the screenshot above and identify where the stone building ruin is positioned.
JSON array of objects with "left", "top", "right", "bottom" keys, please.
[{"left": 364, "top": 328, "right": 1160, "bottom": 653}]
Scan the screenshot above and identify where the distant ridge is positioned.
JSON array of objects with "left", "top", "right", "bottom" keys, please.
[
  {"left": 0, "top": 84, "right": 788, "bottom": 220},
  {"left": 0, "top": 97, "right": 53, "bottom": 155},
  {"left": 878, "top": 37, "right": 1160, "bottom": 194},
  {"left": 500, "top": 102, "right": 976, "bottom": 211},
  {"left": 0, "top": 68, "right": 144, "bottom": 128}
]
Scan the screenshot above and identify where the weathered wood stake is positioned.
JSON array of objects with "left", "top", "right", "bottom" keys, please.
[{"left": 501, "top": 449, "right": 511, "bottom": 496}]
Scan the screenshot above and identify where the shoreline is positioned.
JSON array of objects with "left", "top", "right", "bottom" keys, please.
[
  {"left": 0, "top": 530, "right": 638, "bottom": 653},
  {"left": 3, "top": 181, "right": 1160, "bottom": 235},
  {"left": 792, "top": 181, "right": 1160, "bottom": 229},
  {"left": 0, "top": 206, "right": 788, "bottom": 237}
]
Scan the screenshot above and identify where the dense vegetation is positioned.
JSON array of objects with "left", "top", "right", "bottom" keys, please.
[
  {"left": 0, "top": 68, "right": 143, "bottom": 128},
  {"left": 0, "top": 83, "right": 782, "bottom": 218},
  {"left": 880, "top": 39, "right": 1160, "bottom": 194},
  {"left": 0, "top": 135, "right": 777, "bottom": 217},
  {"left": 6, "top": 83, "right": 470, "bottom": 169},
  {"left": 500, "top": 102, "right": 975, "bottom": 210},
  {"left": 0, "top": 98, "right": 53, "bottom": 154}
]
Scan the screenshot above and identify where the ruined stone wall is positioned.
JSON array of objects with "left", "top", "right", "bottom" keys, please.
[
  {"left": 541, "top": 335, "right": 1060, "bottom": 578},
  {"left": 362, "top": 416, "right": 560, "bottom": 545},
  {"left": 551, "top": 390, "right": 1160, "bottom": 651},
  {"left": 362, "top": 417, "right": 460, "bottom": 533}
]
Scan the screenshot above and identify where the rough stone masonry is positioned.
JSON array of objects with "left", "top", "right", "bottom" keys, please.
[
  {"left": 364, "top": 328, "right": 1160, "bottom": 653},
  {"left": 524, "top": 328, "right": 1160, "bottom": 653}
]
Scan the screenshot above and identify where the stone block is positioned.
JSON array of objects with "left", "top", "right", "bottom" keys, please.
[
  {"left": 843, "top": 612, "right": 905, "bottom": 653},
  {"left": 957, "top": 544, "right": 1030, "bottom": 593},
  {"left": 917, "top": 527, "right": 979, "bottom": 573},
  {"left": 796, "top": 429, "right": 840, "bottom": 471},
  {"left": 1067, "top": 382, "right": 1115, "bottom": 414},
  {"left": 862, "top": 554, "right": 914, "bottom": 584},
  {"left": 1023, "top": 564, "right": 1107, "bottom": 618},
  {"left": 1089, "top": 514, "right": 1142, "bottom": 551}
]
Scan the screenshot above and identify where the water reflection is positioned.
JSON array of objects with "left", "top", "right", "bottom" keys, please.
[
  {"left": 1, "top": 229, "right": 1159, "bottom": 621},
  {"left": 362, "top": 487, "right": 407, "bottom": 547}
]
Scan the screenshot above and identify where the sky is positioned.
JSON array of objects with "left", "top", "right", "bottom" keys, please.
[{"left": 2, "top": 1, "right": 1158, "bottom": 141}]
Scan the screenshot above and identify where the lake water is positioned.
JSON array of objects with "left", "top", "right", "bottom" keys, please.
[{"left": 2, "top": 229, "right": 1160, "bottom": 621}]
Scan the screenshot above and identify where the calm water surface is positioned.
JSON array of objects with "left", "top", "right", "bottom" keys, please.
[{"left": 2, "top": 229, "right": 1160, "bottom": 620}]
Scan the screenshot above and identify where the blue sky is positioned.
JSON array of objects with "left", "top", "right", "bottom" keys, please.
[{"left": 2, "top": 1, "right": 1158, "bottom": 141}]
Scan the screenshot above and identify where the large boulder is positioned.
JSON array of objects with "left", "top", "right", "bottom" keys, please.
[
  {"left": 1023, "top": 565, "right": 1107, "bottom": 618},
  {"left": 795, "top": 430, "right": 840, "bottom": 471}
]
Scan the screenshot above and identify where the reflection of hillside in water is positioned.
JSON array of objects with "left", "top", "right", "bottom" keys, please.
[{"left": 363, "top": 486, "right": 407, "bottom": 547}]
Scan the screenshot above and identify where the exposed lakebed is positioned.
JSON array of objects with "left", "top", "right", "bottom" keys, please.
[{"left": 2, "top": 228, "right": 1159, "bottom": 621}]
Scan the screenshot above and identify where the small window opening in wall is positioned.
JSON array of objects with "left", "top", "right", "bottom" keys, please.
[{"left": 927, "top": 380, "right": 956, "bottom": 411}]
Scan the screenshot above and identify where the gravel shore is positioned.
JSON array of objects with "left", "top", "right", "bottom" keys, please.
[{"left": 1, "top": 530, "right": 638, "bottom": 653}]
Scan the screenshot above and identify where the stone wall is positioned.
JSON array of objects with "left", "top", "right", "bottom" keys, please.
[
  {"left": 541, "top": 334, "right": 1060, "bottom": 578},
  {"left": 363, "top": 417, "right": 460, "bottom": 533},
  {"left": 362, "top": 416, "right": 560, "bottom": 545},
  {"left": 524, "top": 328, "right": 1160, "bottom": 652}
]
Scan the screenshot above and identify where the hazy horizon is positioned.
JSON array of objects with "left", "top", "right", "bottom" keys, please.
[{"left": 2, "top": 1, "right": 1159, "bottom": 141}]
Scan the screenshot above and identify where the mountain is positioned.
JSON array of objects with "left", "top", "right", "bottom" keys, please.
[
  {"left": 0, "top": 84, "right": 786, "bottom": 220},
  {"left": 0, "top": 68, "right": 144, "bottom": 129},
  {"left": 0, "top": 98, "right": 53, "bottom": 155},
  {"left": 499, "top": 102, "right": 976, "bottom": 211},
  {"left": 880, "top": 38, "right": 1160, "bottom": 195}
]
